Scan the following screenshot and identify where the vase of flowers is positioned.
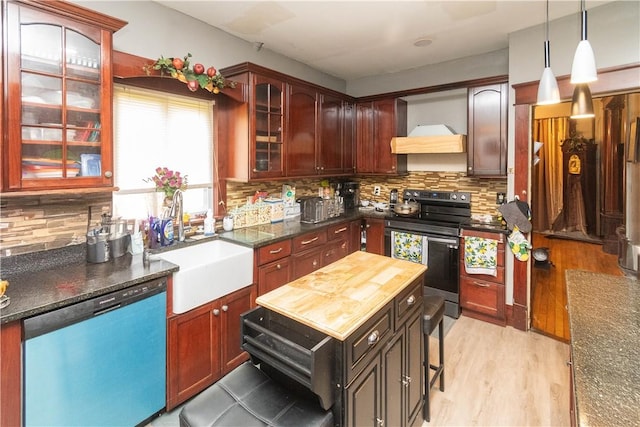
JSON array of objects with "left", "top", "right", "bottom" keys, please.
[{"left": 146, "top": 167, "right": 188, "bottom": 205}]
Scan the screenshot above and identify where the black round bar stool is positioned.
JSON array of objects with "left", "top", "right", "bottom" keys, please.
[{"left": 422, "top": 295, "right": 445, "bottom": 422}]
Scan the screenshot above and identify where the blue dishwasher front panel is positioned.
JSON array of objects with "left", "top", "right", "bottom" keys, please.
[{"left": 24, "top": 290, "right": 166, "bottom": 427}]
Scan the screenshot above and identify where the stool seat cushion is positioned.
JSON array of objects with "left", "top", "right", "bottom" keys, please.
[
  {"left": 179, "top": 362, "right": 334, "bottom": 427},
  {"left": 423, "top": 295, "right": 445, "bottom": 334}
]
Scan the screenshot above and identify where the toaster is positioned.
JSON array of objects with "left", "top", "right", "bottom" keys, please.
[{"left": 298, "top": 196, "right": 326, "bottom": 224}]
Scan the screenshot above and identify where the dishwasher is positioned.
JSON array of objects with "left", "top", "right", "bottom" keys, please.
[{"left": 23, "top": 278, "right": 167, "bottom": 427}]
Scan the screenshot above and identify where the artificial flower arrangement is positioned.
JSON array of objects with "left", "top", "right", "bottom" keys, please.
[
  {"left": 143, "top": 53, "right": 236, "bottom": 94},
  {"left": 146, "top": 167, "right": 188, "bottom": 199}
]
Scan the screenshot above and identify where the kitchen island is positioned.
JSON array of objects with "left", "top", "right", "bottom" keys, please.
[
  {"left": 245, "top": 251, "right": 427, "bottom": 427},
  {"left": 565, "top": 270, "right": 639, "bottom": 426}
]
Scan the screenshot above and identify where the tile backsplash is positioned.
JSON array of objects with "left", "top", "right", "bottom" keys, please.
[{"left": 1, "top": 172, "right": 506, "bottom": 257}]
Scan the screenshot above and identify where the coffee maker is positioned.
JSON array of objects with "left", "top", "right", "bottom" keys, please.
[{"left": 341, "top": 181, "right": 360, "bottom": 210}]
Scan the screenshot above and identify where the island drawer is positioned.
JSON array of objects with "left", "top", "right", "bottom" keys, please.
[
  {"left": 241, "top": 307, "right": 336, "bottom": 410},
  {"left": 395, "top": 277, "right": 422, "bottom": 326},
  {"left": 344, "top": 302, "right": 393, "bottom": 384}
]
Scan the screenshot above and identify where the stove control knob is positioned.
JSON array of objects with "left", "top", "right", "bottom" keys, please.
[
  {"left": 412, "top": 191, "right": 419, "bottom": 197},
  {"left": 451, "top": 194, "right": 457, "bottom": 200},
  {"left": 461, "top": 194, "right": 467, "bottom": 200}
]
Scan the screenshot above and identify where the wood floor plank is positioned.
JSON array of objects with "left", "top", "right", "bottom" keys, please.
[{"left": 423, "top": 315, "right": 570, "bottom": 426}]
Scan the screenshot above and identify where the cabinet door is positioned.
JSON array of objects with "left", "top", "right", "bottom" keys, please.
[
  {"left": 343, "top": 101, "right": 356, "bottom": 175},
  {"left": 346, "top": 355, "right": 382, "bottom": 427},
  {"left": 5, "top": 3, "right": 118, "bottom": 191},
  {"left": 467, "top": 83, "right": 508, "bottom": 177},
  {"left": 405, "top": 310, "right": 424, "bottom": 426},
  {"left": 355, "top": 102, "right": 374, "bottom": 173},
  {"left": 258, "top": 257, "right": 292, "bottom": 296},
  {"left": 219, "top": 286, "right": 253, "bottom": 375},
  {"left": 167, "top": 302, "right": 219, "bottom": 410},
  {"left": 252, "top": 75, "right": 285, "bottom": 179},
  {"left": 372, "top": 99, "right": 407, "bottom": 174},
  {"left": 383, "top": 331, "right": 404, "bottom": 427},
  {"left": 292, "top": 247, "right": 323, "bottom": 279},
  {"left": 365, "top": 218, "right": 385, "bottom": 255},
  {"left": 319, "top": 93, "right": 344, "bottom": 175},
  {"left": 323, "top": 238, "right": 349, "bottom": 266},
  {"left": 286, "top": 83, "right": 318, "bottom": 176}
]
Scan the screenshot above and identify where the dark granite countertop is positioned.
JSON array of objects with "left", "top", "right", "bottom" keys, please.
[
  {"left": 565, "top": 270, "right": 639, "bottom": 427},
  {"left": 461, "top": 221, "right": 509, "bottom": 234},
  {"left": 0, "top": 244, "right": 178, "bottom": 324}
]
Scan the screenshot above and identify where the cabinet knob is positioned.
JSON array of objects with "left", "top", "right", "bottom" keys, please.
[
  {"left": 312, "top": 260, "right": 318, "bottom": 267},
  {"left": 276, "top": 263, "right": 282, "bottom": 269},
  {"left": 213, "top": 309, "right": 220, "bottom": 316},
  {"left": 104, "top": 171, "right": 113, "bottom": 178},
  {"left": 367, "top": 330, "right": 380, "bottom": 346},
  {"left": 406, "top": 295, "right": 416, "bottom": 306},
  {"left": 222, "top": 305, "right": 228, "bottom": 312}
]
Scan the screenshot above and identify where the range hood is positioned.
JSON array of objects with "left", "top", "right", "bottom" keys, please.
[{"left": 391, "top": 124, "right": 466, "bottom": 154}]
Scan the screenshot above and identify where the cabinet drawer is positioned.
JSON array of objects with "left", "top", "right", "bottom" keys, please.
[
  {"left": 327, "top": 222, "right": 350, "bottom": 241},
  {"left": 323, "top": 239, "right": 349, "bottom": 266},
  {"left": 345, "top": 302, "right": 393, "bottom": 384},
  {"left": 395, "top": 277, "right": 422, "bottom": 326},
  {"left": 460, "top": 276, "right": 505, "bottom": 319},
  {"left": 460, "top": 266, "right": 505, "bottom": 284},
  {"left": 257, "top": 258, "right": 291, "bottom": 296},
  {"left": 258, "top": 240, "right": 292, "bottom": 265},
  {"left": 292, "top": 230, "right": 327, "bottom": 252},
  {"left": 292, "top": 248, "right": 323, "bottom": 279}
]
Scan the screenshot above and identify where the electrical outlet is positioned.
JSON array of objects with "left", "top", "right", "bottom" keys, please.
[
  {"left": 496, "top": 192, "right": 506, "bottom": 205},
  {"left": 373, "top": 186, "right": 381, "bottom": 196}
]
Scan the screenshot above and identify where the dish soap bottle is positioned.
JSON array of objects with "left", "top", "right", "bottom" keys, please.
[{"left": 204, "top": 209, "right": 215, "bottom": 236}]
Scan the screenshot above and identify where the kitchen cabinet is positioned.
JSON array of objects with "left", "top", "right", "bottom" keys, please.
[
  {"left": 467, "top": 83, "right": 508, "bottom": 177},
  {"left": 459, "top": 228, "right": 506, "bottom": 325},
  {"left": 0, "top": 321, "right": 22, "bottom": 427},
  {"left": 3, "top": 0, "right": 125, "bottom": 192},
  {"left": 364, "top": 217, "right": 385, "bottom": 255},
  {"left": 167, "top": 285, "right": 254, "bottom": 410},
  {"left": 291, "top": 228, "right": 328, "bottom": 279},
  {"left": 218, "top": 62, "right": 355, "bottom": 182},
  {"left": 256, "top": 239, "right": 292, "bottom": 297},
  {"left": 356, "top": 98, "right": 408, "bottom": 175}
]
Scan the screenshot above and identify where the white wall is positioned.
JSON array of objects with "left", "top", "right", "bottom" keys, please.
[{"left": 73, "top": 0, "right": 347, "bottom": 93}]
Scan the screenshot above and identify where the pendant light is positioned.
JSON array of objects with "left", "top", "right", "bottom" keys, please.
[
  {"left": 570, "top": 84, "right": 595, "bottom": 119},
  {"left": 570, "top": 0, "right": 597, "bottom": 83},
  {"left": 537, "top": 0, "right": 560, "bottom": 105}
]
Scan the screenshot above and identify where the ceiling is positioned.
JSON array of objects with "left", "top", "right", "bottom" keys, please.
[{"left": 154, "top": 0, "right": 614, "bottom": 81}]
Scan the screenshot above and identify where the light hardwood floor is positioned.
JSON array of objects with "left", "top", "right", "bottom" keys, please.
[
  {"left": 151, "top": 315, "right": 570, "bottom": 427},
  {"left": 422, "top": 315, "right": 570, "bottom": 426}
]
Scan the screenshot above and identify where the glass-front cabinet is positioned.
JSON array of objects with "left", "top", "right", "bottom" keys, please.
[
  {"left": 3, "top": 1, "right": 125, "bottom": 191},
  {"left": 252, "top": 75, "right": 285, "bottom": 179}
]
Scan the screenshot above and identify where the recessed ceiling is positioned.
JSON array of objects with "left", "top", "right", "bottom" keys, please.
[{"left": 154, "top": 0, "right": 614, "bottom": 81}]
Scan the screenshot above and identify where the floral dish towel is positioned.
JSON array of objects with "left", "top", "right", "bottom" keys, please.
[
  {"left": 464, "top": 236, "right": 498, "bottom": 276},
  {"left": 391, "top": 231, "right": 428, "bottom": 266}
]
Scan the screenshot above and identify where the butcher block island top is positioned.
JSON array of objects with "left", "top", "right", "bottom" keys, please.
[{"left": 256, "top": 251, "right": 427, "bottom": 340}]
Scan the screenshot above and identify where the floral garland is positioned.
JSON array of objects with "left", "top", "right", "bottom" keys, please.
[{"left": 144, "top": 53, "right": 235, "bottom": 94}]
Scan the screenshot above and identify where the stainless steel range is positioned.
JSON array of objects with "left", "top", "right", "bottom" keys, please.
[{"left": 384, "top": 189, "right": 471, "bottom": 318}]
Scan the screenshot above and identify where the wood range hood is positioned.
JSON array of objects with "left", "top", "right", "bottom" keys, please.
[{"left": 391, "top": 124, "right": 466, "bottom": 154}]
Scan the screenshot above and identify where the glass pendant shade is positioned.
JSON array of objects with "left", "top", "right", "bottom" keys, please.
[
  {"left": 570, "top": 84, "right": 595, "bottom": 119},
  {"left": 570, "top": 7, "right": 597, "bottom": 83},
  {"left": 537, "top": 67, "right": 560, "bottom": 105}
]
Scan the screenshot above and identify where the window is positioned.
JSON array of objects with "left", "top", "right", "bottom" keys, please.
[{"left": 112, "top": 85, "right": 214, "bottom": 219}]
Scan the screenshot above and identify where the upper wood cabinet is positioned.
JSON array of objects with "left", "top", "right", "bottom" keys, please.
[
  {"left": 467, "top": 83, "right": 508, "bottom": 177},
  {"left": 2, "top": 0, "right": 126, "bottom": 192},
  {"left": 356, "top": 98, "right": 407, "bottom": 175},
  {"left": 218, "top": 62, "right": 355, "bottom": 182}
]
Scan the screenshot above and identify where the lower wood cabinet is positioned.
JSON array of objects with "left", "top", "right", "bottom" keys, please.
[
  {"left": 1, "top": 321, "right": 22, "bottom": 427},
  {"left": 364, "top": 217, "right": 385, "bottom": 255},
  {"left": 459, "top": 228, "right": 506, "bottom": 325},
  {"left": 167, "top": 285, "right": 254, "bottom": 410}
]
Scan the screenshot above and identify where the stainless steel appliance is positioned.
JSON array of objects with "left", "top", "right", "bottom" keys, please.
[
  {"left": 23, "top": 278, "right": 167, "bottom": 426},
  {"left": 384, "top": 189, "right": 471, "bottom": 318}
]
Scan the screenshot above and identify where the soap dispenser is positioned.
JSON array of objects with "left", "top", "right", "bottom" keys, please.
[{"left": 204, "top": 209, "right": 215, "bottom": 236}]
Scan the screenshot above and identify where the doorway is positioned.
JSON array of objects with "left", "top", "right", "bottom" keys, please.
[{"left": 529, "top": 93, "right": 639, "bottom": 340}]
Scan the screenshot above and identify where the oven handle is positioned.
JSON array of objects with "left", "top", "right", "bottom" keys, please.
[{"left": 424, "top": 236, "right": 459, "bottom": 249}]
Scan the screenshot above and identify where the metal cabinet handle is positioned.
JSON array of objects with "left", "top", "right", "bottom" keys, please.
[
  {"left": 334, "top": 227, "right": 348, "bottom": 234},
  {"left": 222, "top": 305, "right": 228, "bottom": 312},
  {"left": 301, "top": 237, "right": 319, "bottom": 245},
  {"left": 402, "top": 375, "right": 411, "bottom": 386},
  {"left": 473, "top": 281, "right": 490, "bottom": 287},
  {"left": 367, "top": 330, "right": 380, "bottom": 346},
  {"left": 376, "top": 418, "right": 384, "bottom": 426},
  {"left": 269, "top": 247, "right": 283, "bottom": 254},
  {"left": 406, "top": 295, "right": 416, "bottom": 306},
  {"left": 213, "top": 309, "right": 220, "bottom": 316}
]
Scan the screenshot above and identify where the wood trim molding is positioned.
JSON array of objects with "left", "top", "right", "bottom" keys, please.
[
  {"left": 11, "top": 0, "right": 127, "bottom": 32},
  {"left": 511, "top": 63, "right": 640, "bottom": 331}
]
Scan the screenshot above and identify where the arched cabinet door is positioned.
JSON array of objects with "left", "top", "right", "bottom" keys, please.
[{"left": 467, "top": 83, "right": 508, "bottom": 177}]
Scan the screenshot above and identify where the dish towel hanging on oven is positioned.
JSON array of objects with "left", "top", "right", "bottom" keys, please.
[
  {"left": 391, "top": 231, "right": 428, "bottom": 266},
  {"left": 464, "top": 236, "right": 498, "bottom": 276}
]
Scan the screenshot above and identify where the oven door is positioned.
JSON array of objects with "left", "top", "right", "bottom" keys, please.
[{"left": 384, "top": 226, "right": 460, "bottom": 318}]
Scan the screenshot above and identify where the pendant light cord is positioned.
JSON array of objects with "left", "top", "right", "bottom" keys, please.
[{"left": 581, "top": 0, "right": 588, "bottom": 41}]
